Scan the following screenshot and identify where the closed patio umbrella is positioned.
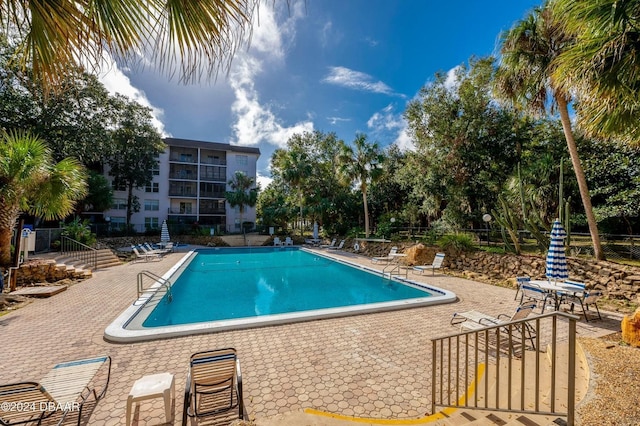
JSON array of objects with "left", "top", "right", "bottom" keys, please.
[
  {"left": 545, "top": 219, "right": 568, "bottom": 282},
  {"left": 313, "top": 222, "right": 319, "bottom": 240},
  {"left": 160, "top": 220, "right": 170, "bottom": 243}
]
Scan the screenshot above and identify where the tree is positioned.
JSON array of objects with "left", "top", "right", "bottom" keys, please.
[
  {"left": 551, "top": 0, "right": 640, "bottom": 143},
  {"left": 0, "top": 130, "right": 87, "bottom": 266},
  {"left": 0, "top": 0, "right": 259, "bottom": 92},
  {"left": 107, "top": 97, "right": 165, "bottom": 228},
  {"left": 225, "top": 171, "right": 258, "bottom": 232},
  {"left": 271, "top": 145, "right": 313, "bottom": 236},
  {"left": 494, "top": 4, "right": 606, "bottom": 260},
  {"left": 403, "top": 58, "right": 520, "bottom": 229},
  {"left": 337, "top": 134, "right": 384, "bottom": 238}
]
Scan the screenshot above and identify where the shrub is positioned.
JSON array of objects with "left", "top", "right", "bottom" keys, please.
[
  {"left": 438, "top": 233, "right": 476, "bottom": 254},
  {"left": 61, "top": 217, "right": 96, "bottom": 246}
]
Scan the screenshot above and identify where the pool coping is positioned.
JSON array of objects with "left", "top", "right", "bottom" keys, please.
[{"left": 103, "top": 247, "right": 457, "bottom": 343}]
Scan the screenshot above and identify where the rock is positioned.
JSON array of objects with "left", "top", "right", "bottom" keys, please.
[
  {"left": 621, "top": 307, "right": 640, "bottom": 348},
  {"left": 404, "top": 244, "right": 425, "bottom": 265}
]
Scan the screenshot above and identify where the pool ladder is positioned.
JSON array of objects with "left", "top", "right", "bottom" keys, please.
[
  {"left": 382, "top": 263, "right": 408, "bottom": 279},
  {"left": 137, "top": 270, "right": 173, "bottom": 303}
]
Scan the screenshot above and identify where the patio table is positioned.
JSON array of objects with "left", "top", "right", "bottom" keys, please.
[{"left": 529, "top": 280, "right": 584, "bottom": 310}]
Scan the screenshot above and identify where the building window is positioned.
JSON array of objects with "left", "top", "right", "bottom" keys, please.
[
  {"left": 144, "top": 200, "right": 159, "bottom": 211},
  {"left": 145, "top": 182, "right": 159, "bottom": 193},
  {"left": 236, "top": 155, "right": 248, "bottom": 166},
  {"left": 151, "top": 161, "right": 160, "bottom": 176},
  {"left": 145, "top": 217, "right": 159, "bottom": 229},
  {"left": 112, "top": 198, "right": 127, "bottom": 210},
  {"left": 111, "top": 181, "right": 126, "bottom": 191},
  {"left": 110, "top": 217, "right": 126, "bottom": 228},
  {"left": 180, "top": 202, "right": 193, "bottom": 214}
]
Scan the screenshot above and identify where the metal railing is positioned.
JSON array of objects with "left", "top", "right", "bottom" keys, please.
[
  {"left": 60, "top": 236, "right": 98, "bottom": 270},
  {"left": 137, "top": 270, "right": 172, "bottom": 303},
  {"left": 382, "top": 263, "right": 408, "bottom": 279},
  {"left": 431, "top": 312, "right": 577, "bottom": 425}
]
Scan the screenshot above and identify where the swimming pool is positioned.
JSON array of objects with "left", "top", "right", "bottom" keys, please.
[{"left": 105, "top": 247, "right": 456, "bottom": 342}]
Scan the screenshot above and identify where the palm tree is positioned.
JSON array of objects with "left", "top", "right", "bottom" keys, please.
[
  {"left": 271, "top": 148, "right": 312, "bottom": 236},
  {"left": 225, "top": 171, "right": 258, "bottom": 233},
  {"left": 0, "top": 130, "right": 87, "bottom": 266},
  {"left": 551, "top": 0, "right": 640, "bottom": 143},
  {"left": 1, "top": 0, "right": 258, "bottom": 92},
  {"left": 337, "top": 134, "right": 384, "bottom": 238},
  {"left": 494, "top": 4, "right": 605, "bottom": 260}
]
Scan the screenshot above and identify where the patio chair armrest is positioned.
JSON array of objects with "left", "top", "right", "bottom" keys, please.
[
  {"left": 478, "top": 318, "right": 499, "bottom": 325},
  {"left": 450, "top": 313, "right": 466, "bottom": 326}
]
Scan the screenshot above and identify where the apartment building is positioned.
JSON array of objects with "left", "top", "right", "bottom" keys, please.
[{"left": 104, "top": 137, "right": 260, "bottom": 233}]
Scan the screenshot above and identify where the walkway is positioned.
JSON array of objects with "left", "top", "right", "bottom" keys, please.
[{"left": 0, "top": 248, "right": 621, "bottom": 425}]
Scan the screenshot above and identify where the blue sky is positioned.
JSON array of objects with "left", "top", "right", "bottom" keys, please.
[{"left": 98, "top": 0, "right": 542, "bottom": 186}]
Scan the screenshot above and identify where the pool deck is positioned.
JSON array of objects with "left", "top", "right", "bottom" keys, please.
[{"left": 0, "top": 247, "right": 622, "bottom": 425}]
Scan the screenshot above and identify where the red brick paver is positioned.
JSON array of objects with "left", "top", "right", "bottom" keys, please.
[{"left": 0, "top": 249, "right": 621, "bottom": 425}]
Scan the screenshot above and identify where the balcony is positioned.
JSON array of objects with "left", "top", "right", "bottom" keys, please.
[
  {"left": 168, "top": 190, "right": 197, "bottom": 197},
  {"left": 199, "top": 192, "right": 225, "bottom": 199},
  {"left": 199, "top": 208, "right": 226, "bottom": 215}
]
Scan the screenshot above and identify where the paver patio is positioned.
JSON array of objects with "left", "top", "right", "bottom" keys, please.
[{"left": 0, "top": 248, "right": 622, "bottom": 425}]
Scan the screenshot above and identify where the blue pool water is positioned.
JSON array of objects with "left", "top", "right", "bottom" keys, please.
[{"left": 141, "top": 247, "right": 433, "bottom": 327}]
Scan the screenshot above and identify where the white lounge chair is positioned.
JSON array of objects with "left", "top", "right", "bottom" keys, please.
[
  {"left": 371, "top": 246, "right": 398, "bottom": 264},
  {"left": 132, "top": 246, "right": 161, "bottom": 262},
  {"left": 0, "top": 355, "right": 111, "bottom": 426},
  {"left": 451, "top": 302, "right": 538, "bottom": 351},
  {"left": 320, "top": 239, "right": 336, "bottom": 249},
  {"left": 284, "top": 237, "right": 293, "bottom": 246},
  {"left": 561, "top": 280, "right": 602, "bottom": 322},
  {"left": 327, "top": 240, "right": 345, "bottom": 250},
  {"left": 412, "top": 253, "right": 445, "bottom": 275},
  {"left": 273, "top": 237, "right": 283, "bottom": 246}
]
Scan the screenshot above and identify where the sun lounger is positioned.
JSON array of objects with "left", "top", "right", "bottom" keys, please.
[
  {"left": 371, "top": 247, "right": 398, "bottom": 263},
  {"left": 412, "top": 253, "right": 445, "bottom": 275},
  {"left": 182, "top": 348, "right": 244, "bottom": 426},
  {"left": 0, "top": 355, "right": 111, "bottom": 426},
  {"left": 451, "top": 303, "right": 537, "bottom": 351},
  {"left": 327, "top": 240, "right": 345, "bottom": 250},
  {"left": 132, "top": 246, "right": 161, "bottom": 262},
  {"left": 320, "top": 239, "right": 336, "bottom": 249}
]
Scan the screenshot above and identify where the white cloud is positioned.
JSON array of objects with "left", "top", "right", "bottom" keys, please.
[
  {"left": 322, "top": 66, "right": 397, "bottom": 96},
  {"left": 366, "top": 104, "right": 415, "bottom": 151},
  {"left": 229, "top": 3, "right": 314, "bottom": 148},
  {"left": 96, "top": 53, "right": 169, "bottom": 136},
  {"left": 256, "top": 172, "right": 273, "bottom": 189},
  {"left": 320, "top": 21, "right": 333, "bottom": 48},
  {"left": 444, "top": 66, "right": 462, "bottom": 91},
  {"left": 327, "top": 116, "right": 351, "bottom": 125}
]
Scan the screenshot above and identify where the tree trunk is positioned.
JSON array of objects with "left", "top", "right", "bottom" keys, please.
[
  {"left": 126, "top": 184, "right": 134, "bottom": 228},
  {"left": 556, "top": 95, "right": 605, "bottom": 260},
  {"left": 0, "top": 204, "right": 20, "bottom": 267},
  {"left": 362, "top": 183, "right": 370, "bottom": 238}
]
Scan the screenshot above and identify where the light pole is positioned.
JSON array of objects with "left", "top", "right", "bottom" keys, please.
[{"left": 482, "top": 214, "right": 492, "bottom": 246}]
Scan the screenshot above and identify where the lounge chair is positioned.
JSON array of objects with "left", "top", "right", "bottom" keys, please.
[
  {"left": 142, "top": 243, "right": 170, "bottom": 255},
  {"left": 514, "top": 276, "right": 531, "bottom": 301},
  {"left": 371, "top": 246, "right": 398, "bottom": 264},
  {"left": 284, "top": 237, "right": 293, "bottom": 246},
  {"left": 320, "top": 239, "right": 336, "bottom": 249},
  {"left": 0, "top": 355, "right": 111, "bottom": 426},
  {"left": 132, "top": 246, "right": 161, "bottom": 262},
  {"left": 561, "top": 280, "right": 602, "bottom": 322},
  {"left": 182, "top": 348, "right": 244, "bottom": 426},
  {"left": 273, "top": 237, "right": 283, "bottom": 246},
  {"left": 327, "top": 240, "right": 345, "bottom": 250},
  {"left": 412, "top": 253, "right": 445, "bottom": 275},
  {"left": 451, "top": 302, "right": 537, "bottom": 350}
]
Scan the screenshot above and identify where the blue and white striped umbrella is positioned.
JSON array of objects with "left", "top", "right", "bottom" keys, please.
[
  {"left": 545, "top": 219, "right": 568, "bottom": 281},
  {"left": 160, "top": 220, "right": 170, "bottom": 243}
]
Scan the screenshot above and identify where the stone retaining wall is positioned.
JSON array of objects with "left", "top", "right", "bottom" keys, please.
[
  {"left": 351, "top": 241, "right": 640, "bottom": 304},
  {"left": 14, "top": 260, "right": 87, "bottom": 286}
]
